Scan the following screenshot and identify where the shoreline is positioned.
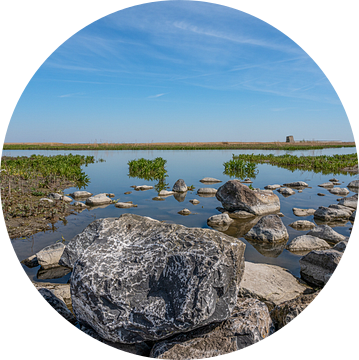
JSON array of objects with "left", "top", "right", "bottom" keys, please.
[{"left": 2, "top": 141, "right": 356, "bottom": 151}]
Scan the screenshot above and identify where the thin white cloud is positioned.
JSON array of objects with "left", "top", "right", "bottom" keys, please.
[
  {"left": 58, "top": 92, "right": 84, "bottom": 98},
  {"left": 148, "top": 93, "right": 166, "bottom": 98}
]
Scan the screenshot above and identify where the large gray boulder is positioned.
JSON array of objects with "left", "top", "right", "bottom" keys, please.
[
  {"left": 338, "top": 193, "right": 358, "bottom": 209},
  {"left": 277, "top": 187, "right": 295, "bottom": 196},
  {"left": 36, "top": 243, "right": 66, "bottom": 269},
  {"left": 200, "top": 177, "right": 221, "bottom": 183},
  {"left": 244, "top": 214, "right": 288, "bottom": 243},
  {"left": 172, "top": 179, "right": 187, "bottom": 192},
  {"left": 216, "top": 180, "right": 280, "bottom": 215},
  {"left": 328, "top": 187, "right": 350, "bottom": 196},
  {"left": 69, "top": 190, "right": 93, "bottom": 199},
  {"left": 314, "top": 205, "right": 352, "bottom": 221},
  {"left": 347, "top": 179, "right": 359, "bottom": 191},
  {"left": 286, "top": 235, "right": 331, "bottom": 253},
  {"left": 70, "top": 214, "right": 246, "bottom": 344},
  {"left": 283, "top": 181, "right": 308, "bottom": 188},
  {"left": 307, "top": 225, "right": 347, "bottom": 244}
]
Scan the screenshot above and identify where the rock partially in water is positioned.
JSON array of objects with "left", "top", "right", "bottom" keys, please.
[
  {"left": 350, "top": 210, "right": 356, "bottom": 222},
  {"left": 286, "top": 235, "right": 331, "bottom": 253},
  {"left": 158, "top": 190, "right": 175, "bottom": 196},
  {"left": 217, "top": 207, "right": 256, "bottom": 219},
  {"left": 244, "top": 214, "right": 288, "bottom": 243},
  {"left": 197, "top": 188, "right": 217, "bottom": 196},
  {"left": 189, "top": 199, "right": 200, "bottom": 205},
  {"left": 317, "top": 193, "right": 326, "bottom": 196},
  {"left": 33, "top": 281, "right": 72, "bottom": 309},
  {"left": 21, "top": 254, "right": 39, "bottom": 268},
  {"left": 70, "top": 190, "right": 93, "bottom": 199},
  {"left": 299, "top": 248, "right": 343, "bottom": 287},
  {"left": 134, "top": 185, "right": 153, "bottom": 191},
  {"left": 338, "top": 193, "right": 358, "bottom": 209},
  {"left": 85, "top": 193, "right": 113, "bottom": 206},
  {"left": 292, "top": 208, "right": 316, "bottom": 217},
  {"left": 288, "top": 220, "right": 316, "bottom": 230},
  {"left": 37, "top": 265, "right": 71, "bottom": 280},
  {"left": 70, "top": 214, "right": 246, "bottom": 343},
  {"left": 150, "top": 298, "right": 272, "bottom": 359},
  {"left": 307, "top": 225, "right": 347, "bottom": 244},
  {"left": 115, "top": 202, "right": 137, "bottom": 208},
  {"left": 329, "top": 178, "right": 339, "bottom": 182},
  {"left": 283, "top": 181, "right": 308, "bottom": 188},
  {"left": 329, "top": 187, "right": 350, "bottom": 196},
  {"left": 241, "top": 178, "right": 253, "bottom": 183},
  {"left": 277, "top": 187, "right": 295, "bottom": 196},
  {"left": 318, "top": 182, "right": 334, "bottom": 188},
  {"left": 216, "top": 180, "right": 280, "bottom": 215},
  {"left": 314, "top": 205, "right": 352, "bottom": 222},
  {"left": 36, "top": 243, "right": 66, "bottom": 269},
  {"left": 264, "top": 184, "right": 281, "bottom": 190},
  {"left": 178, "top": 208, "right": 191, "bottom": 215},
  {"left": 172, "top": 179, "right": 187, "bottom": 193},
  {"left": 207, "top": 214, "right": 233, "bottom": 227},
  {"left": 347, "top": 179, "right": 359, "bottom": 191},
  {"left": 199, "top": 177, "right": 221, "bottom": 183}
]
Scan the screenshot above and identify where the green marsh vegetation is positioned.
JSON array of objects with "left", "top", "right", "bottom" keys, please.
[
  {"left": 223, "top": 159, "right": 259, "bottom": 179},
  {"left": 128, "top": 157, "right": 169, "bottom": 193},
  {"left": 231, "top": 153, "right": 358, "bottom": 175},
  {"left": 0, "top": 154, "right": 95, "bottom": 238}
]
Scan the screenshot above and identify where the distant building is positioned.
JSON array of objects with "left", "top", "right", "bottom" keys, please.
[{"left": 286, "top": 135, "right": 294, "bottom": 143}]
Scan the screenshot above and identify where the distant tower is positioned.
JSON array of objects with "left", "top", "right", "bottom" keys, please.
[{"left": 286, "top": 135, "right": 294, "bottom": 143}]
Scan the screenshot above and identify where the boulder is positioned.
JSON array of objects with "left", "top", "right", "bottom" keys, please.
[
  {"left": 299, "top": 248, "right": 343, "bottom": 287},
  {"left": 283, "top": 181, "right": 308, "bottom": 188},
  {"left": 244, "top": 215, "right": 288, "bottom": 243},
  {"left": 48, "top": 193, "right": 63, "bottom": 200},
  {"left": 286, "top": 235, "right": 331, "bottom": 253},
  {"left": 338, "top": 193, "right": 358, "bottom": 209},
  {"left": 318, "top": 182, "right": 334, "bottom": 188},
  {"left": 172, "top": 179, "right": 187, "bottom": 193},
  {"left": 33, "top": 281, "right": 72, "bottom": 309},
  {"left": 347, "top": 179, "right": 359, "bottom": 190},
  {"left": 328, "top": 187, "right": 350, "bottom": 196},
  {"left": 21, "top": 254, "right": 39, "bottom": 268},
  {"left": 207, "top": 214, "right": 233, "bottom": 227},
  {"left": 271, "top": 291, "right": 319, "bottom": 330},
  {"left": 288, "top": 220, "right": 316, "bottom": 230},
  {"left": 216, "top": 180, "right": 280, "bottom": 215},
  {"left": 69, "top": 190, "right": 93, "bottom": 199},
  {"left": 333, "top": 240, "right": 348, "bottom": 252},
  {"left": 306, "top": 225, "right": 347, "bottom": 244},
  {"left": 36, "top": 243, "right": 66, "bottom": 269},
  {"left": 329, "top": 178, "right": 339, "bottom": 182},
  {"left": 73, "top": 201, "right": 87, "bottom": 208},
  {"left": 150, "top": 298, "right": 272, "bottom": 359},
  {"left": 199, "top": 177, "right": 221, "bottom": 183},
  {"left": 217, "top": 207, "right": 256, "bottom": 219},
  {"left": 293, "top": 208, "right": 316, "bottom": 217},
  {"left": 70, "top": 214, "right": 246, "bottom": 343},
  {"left": 85, "top": 193, "right": 113, "bottom": 206},
  {"left": 277, "top": 187, "right": 295, "bottom": 196},
  {"left": 238, "top": 262, "right": 308, "bottom": 311},
  {"left": 314, "top": 205, "right": 352, "bottom": 222},
  {"left": 350, "top": 210, "right": 356, "bottom": 222}
]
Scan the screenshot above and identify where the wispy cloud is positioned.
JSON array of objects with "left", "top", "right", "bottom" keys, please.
[
  {"left": 148, "top": 93, "right": 166, "bottom": 98},
  {"left": 58, "top": 92, "right": 84, "bottom": 98}
]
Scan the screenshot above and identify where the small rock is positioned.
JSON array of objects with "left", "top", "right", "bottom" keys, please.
[
  {"left": 197, "top": 188, "right": 217, "bottom": 195},
  {"left": 306, "top": 225, "right": 347, "bottom": 244},
  {"left": 328, "top": 187, "right": 350, "bottom": 196},
  {"left": 40, "top": 198, "right": 53, "bottom": 203},
  {"left": 207, "top": 213, "right": 234, "bottom": 227},
  {"left": 277, "top": 187, "right": 295, "bottom": 196},
  {"left": 286, "top": 235, "right": 331, "bottom": 252},
  {"left": 85, "top": 193, "right": 113, "bottom": 206},
  {"left": 241, "top": 178, "right": 253, "bottom": 183},
  {"left": 106, "top": 193, "right": 115, "bottom": 198},
  {"left": 152, "top": 197, "right": 165, "bottom": 201},
  {"left": 264, "top": 184, "right": 281, "bottom": 190},
  {"left": 317, "top": 193, "right": 326, "bottom": 196},
  {"left": 189, "top": 199, "right": 200, "bottom": 205},
  {"left": 124, "top": 191, "right": 132, "bottom": 195},
  {"left": 288, "top": 220, "right": 316, "bottom": 230},
  {"left": 48, "top": 193, "right": 63, "bottom": 200},
  {"left": 329, "top": 178, "right": 339, "bottom": 182},
  {"left": 21, "top": 254, "right": 39, "bottom": 268},
  {"left": 178, "top": 208, "right": 191, "bottom": 215},
  {"left": 338, "top": 193, "right": 357, "bottom": 209},
  {"left": 347, "top": 179, "right": 359, "bottom": 190},
  {"left": 158, "top": 190, "right": 175, "bottom": 196},
  {"left": 172, "top": 179, "right": 187, "bottom": 192},
  {"left": 292, "top": 208, "right": 316, "bottom": 217},
  {"left": 244, "top": 214, "right": 289, "bottom": 243},
  {"left": 318, "top": 182, "right": 334, "bottom": 188},
  {"left": 69, "top": 190, "right": 93, "bottom": 199},
  {"left": 134, "top": 185, "right": 153, "bottom": 191},
  {"left": 283, "top": 181, "right": 308, "bottom": 188},
  {"left": 73, "top": 201, "right": 87, "bottom": 207},
  {"left": 199, "top": 177, "right": 221, "bottom": 183},
  {"left": 115, "top": 202, "right": 137, "bottom": 208},
  {"left": 36, "top": 243, "right": 66, "bottom": 269},
  {"left": 62, "top": 195, "right": 73, "bottom": 203}
]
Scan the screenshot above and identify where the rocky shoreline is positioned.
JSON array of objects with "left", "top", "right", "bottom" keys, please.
[{"left": 22, "top": 177, "right": 355, "bottom": 358}]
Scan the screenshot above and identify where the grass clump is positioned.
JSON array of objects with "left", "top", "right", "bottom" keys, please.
[{"left": 223, "top": 158, "right": 258, "bottom": 179}]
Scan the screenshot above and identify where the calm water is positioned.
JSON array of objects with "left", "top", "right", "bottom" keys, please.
[{"left": 4, "top": 148, "right": 357, "bottom": 282}]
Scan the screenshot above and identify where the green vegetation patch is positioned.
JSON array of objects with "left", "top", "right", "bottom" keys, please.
[{"left": 223, "top": 158, "right": 258, "bottom": 179}]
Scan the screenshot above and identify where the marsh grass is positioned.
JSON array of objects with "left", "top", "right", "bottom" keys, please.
[
  {"left": 223, "top": 159, "right": 259, "bottom": 179},
  {"left": 231, "top": 153, "right": 358, "bottom": 175}
]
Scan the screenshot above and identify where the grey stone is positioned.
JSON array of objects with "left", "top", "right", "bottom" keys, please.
[
  {"left": 314, "top": 206, "right": 352, "bottom": 222},
  {"left": 196, "top": 188, "right": 217, "bottom": 195},
  {"left": 48, "top": 193, "right": 63, "bottom": 200},
  {"left": 158, "top": 190, "right": 175, "bottom": 196},
  {"left": 70, "top": 190, "right": 93, "bottom": 199},
  {"left": 329, "top": 178, "right": 339, "bottom": 182},
  {"left": 134, "top": 185, "right": 153, "bottom": 191},
  {"left": 172, "top": 179, "right": 187, "bottom": 192},
  {"left": 199, "top": 177, "right": 221, "bottom": 183},
  {"left": 264, "top": 184, "right": 281, "bottom": 190},
  {"left": 207, "top": 214, "right": 233, "bottom": 227},
  {"left": 288, "top": 220, "right": 316, "bottom": 230},
  {"left": 318, "top": 182, "right": 334, "bottom": 188},
  {"left": 216, "top": 180, "right": 280, "bottom": 215},
  {"left": 238, "top": 262, "right": 308, "bottom": 311},
  {"left": 70, "top": 214, "right": 246, "bottom": 343},
  {"left": 286, "top": 235, "right": 331, "bottom": 253},
  {"left": 283, "top": 181, "right": 308, "bottom": 188},
  {"left": 277, "top": 187, "right": 295, "bottom": 196},
  {"left": 33, "top": 281, "right": 72, "bottom": 309},
  {"left": 178, "top": 208, "right": 191, "bottom": 215},
  {"left": 21, "top": 254, "right": 39, "bottom": 268},
  {"left": 62, "top": 195, "right": 73, "bottom": 203},
  {"left": 85, "top": 193, "right": 113, "bottom": 206},
  {"left": 350, "top": 210, "right": 356, "bottom": 222},
  {"left": 115, "top": 202, "right": 137, "bottom": 208},
  {"left": 189, "top": 199, "right": 200, "bottom": 205},
  {"left": 293, "top": 208, "right": 316, "bottom": 217},
  {"left": 271, "top": 291, "right": 319, "bottom": 330},
  {"left": 244, "top": 214, "right": 288, "bottom": 243},
  {"left": 217, "top": 207, "right": 256, "bottom": 219},
  {"left": 328, "top": 187, "right": 350, "bottom": 196},
  {"left": 338, "top": 193, "right": 358, "bottom": 209},
  {"left": 333, "top": 240, "right": 348, "bottom": 252},
  {"left": 40, "top": 198, "right": 53, "bottom": 203},
  {"left": 347, "top": 179, "right": 359, "bottom": 190},
  {"left": 299, "top": 248, "right": 343, "bottom": 287},
  {"left": 36, "top": 243, "right": 66, "bottom": 269},
  {"left": 73, "top": 201, "right": 87, "bottom": 207},
  {"left": 150, "top": 298, "right": 272, "bottom": 359},
  {"left": 307, "top": 225, "right": 346, "bottom": 244}
]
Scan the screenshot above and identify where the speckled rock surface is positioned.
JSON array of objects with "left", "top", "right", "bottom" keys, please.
[
  {"left": 286, "top": 235, "right": 330, "bottom": 253},
  {"left": 283, "top": 181, "right": 308, "bottom": 188},
  {"left": 314, "top": 205, "right": 352, "bottom": 222},
  {"left": 277, "top": 187, "right": 295, "bottom": 196},
  {"left": 70, "top": 214, "right": 246, "bottom": 344},
  {"left": 85, "top": 193, "right": 113, "bottom": 206},
  {"left": 36, "top": 243, "right": 66, "bottom": 269},
  {"left": 172, "top": 179, "right": 187, "bottom": 192},
  {"left": 288, "top": 220, "right": 316, "bottom": 230},
  {"left": 338, "top": 193, "right": 358, "bottom": 209},
  {"left": 70, "top": 190, "right": 93, "bottom": 198},
  {"left": 306, "top": 225, "right": 347, "bottom": 244}
]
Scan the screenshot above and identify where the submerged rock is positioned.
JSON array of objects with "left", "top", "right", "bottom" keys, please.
[
  {"left": 216, "top": 180, "right": 280, "bottom": 215},
  {"left": 189, "top": 199, "right": 200, "bottom": 205},
  {"left": 207, "top": 214, "right": 233, "bottom": 227},
  {"left": 178, "top": 208, "right": 191, "bottom": 215},
  {"left": 70, "top": 214, "right": 246, "bottom": 343},
  {"left": 115, "top": 202, "right": 137, "bottom": 208}
]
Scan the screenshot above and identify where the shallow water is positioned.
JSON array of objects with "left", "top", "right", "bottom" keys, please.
[{"left": 4, "top": 147, "right": 357, "bottom": 281}]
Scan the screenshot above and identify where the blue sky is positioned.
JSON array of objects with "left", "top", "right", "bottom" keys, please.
[{"left": 5, "top": 1, "right": 354, "bottom": 143}]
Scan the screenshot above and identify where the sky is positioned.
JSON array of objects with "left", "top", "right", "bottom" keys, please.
[{"left": 5, "top": 0, "right": 354, "bottom": 143}]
